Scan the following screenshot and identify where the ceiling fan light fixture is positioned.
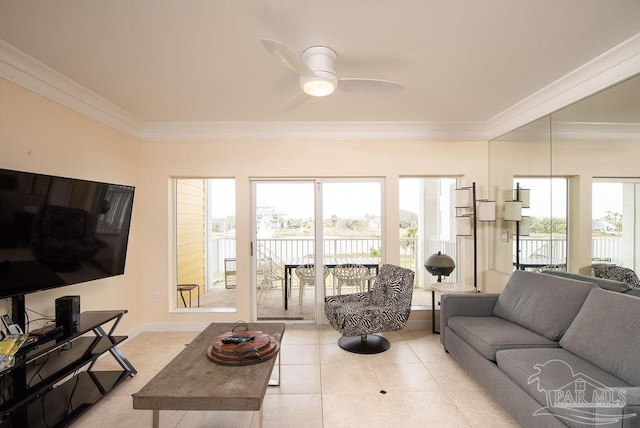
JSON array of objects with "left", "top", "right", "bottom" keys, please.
[{"left": 300, "top": 72, "right": 338, "bottom": 97}]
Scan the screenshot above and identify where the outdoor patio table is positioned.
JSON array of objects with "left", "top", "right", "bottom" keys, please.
[{"left": 283, "top": 257, "right": 380, "bottom": 310}]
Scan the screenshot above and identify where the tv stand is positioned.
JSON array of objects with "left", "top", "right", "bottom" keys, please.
[{"left": 0, "top": 310, "right": 136, "bottom": 427}]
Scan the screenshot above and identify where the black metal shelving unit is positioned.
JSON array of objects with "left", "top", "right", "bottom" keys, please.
[{"left": 0, "top": 310, "right": 136, "bottom": 427}]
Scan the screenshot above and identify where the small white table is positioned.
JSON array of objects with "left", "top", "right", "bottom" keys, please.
[{"left": 430, "top": 282, "right": 476, "bottom": 334}]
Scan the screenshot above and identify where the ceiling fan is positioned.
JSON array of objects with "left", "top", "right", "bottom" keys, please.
[{"left": 260, "top": 39, "right": 405, "bottom": 110}]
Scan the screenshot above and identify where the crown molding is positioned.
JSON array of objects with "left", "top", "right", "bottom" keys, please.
[
  {"left": 551, "top": 122, "right": 640, "bottom": 142},
  {"left": 496, "top": 121, "right": 640, "bottom": 142},
  {"left": 0, "top": 40, "right": 144, "bottom": 139},
  {"left": 487, "top": 32, "right": 640, "bottom": 140},
  {"left": 140, "top": 121, "right": 488, "bottom": 142}
]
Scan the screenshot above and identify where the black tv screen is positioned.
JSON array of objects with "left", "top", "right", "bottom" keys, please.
[{"left": 0, "top": 168, "right": 135, "bottom": 298}]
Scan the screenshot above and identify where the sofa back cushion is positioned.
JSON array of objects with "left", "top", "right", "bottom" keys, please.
[
  {"left": 493, "top": 270, "right": 595, "bottom": 341},
  {"left": 560, "top": 288, "right": 640, "bottom": 386},
  {"left": 542, "top": 270, "right": 632, "bottom": 293}
]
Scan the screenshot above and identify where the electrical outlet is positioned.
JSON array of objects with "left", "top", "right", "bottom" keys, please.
[{"left": 152, "top": 292, "right": 159, "bottom": 302}]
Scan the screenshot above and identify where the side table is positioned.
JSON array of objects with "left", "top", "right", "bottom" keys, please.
[
  {"left": 177, "top": 283, "right": 200, "bottom": 307},
  {"left": 430, "top": 282, "right": 476, "bottom": 334}
]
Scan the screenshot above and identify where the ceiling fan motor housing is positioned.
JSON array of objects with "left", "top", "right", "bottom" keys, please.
[{"left": 300, "top": 46, "right": 338, "bottom": 96}]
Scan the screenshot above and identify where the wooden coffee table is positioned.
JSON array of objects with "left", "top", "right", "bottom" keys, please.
[{"left": 132, "top": 322, "right": 285, "bottom": 428}]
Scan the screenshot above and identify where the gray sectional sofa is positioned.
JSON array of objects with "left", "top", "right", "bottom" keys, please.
[{"left": 440, "top": 270, "right": 640, "bottom": 428}]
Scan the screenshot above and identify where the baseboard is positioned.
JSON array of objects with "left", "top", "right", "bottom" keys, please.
[{"left": 405, "top": 319, "right": 430, "bottom": 330}]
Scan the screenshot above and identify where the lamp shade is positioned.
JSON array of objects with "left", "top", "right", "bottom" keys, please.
[
  {"left": 454, "top": 188, "right": 471, "bottom": 208},
  {"left": 519, "top": 216, "right": 531, "bottom": 236},
  {"left": 455, "top": 216, "right": 472, "bottom": 236},
  {"left": 504, "top": 201, "right": 523, "bottom": 221},
  {"left": 516, "top": 188, "right": 530, "bottom": 208},
  {"left": 424, "top": 251, "right": 456, "bottom": 280},
  {"left": 477, "top": 200, "right": 496, "bottom": 221}
]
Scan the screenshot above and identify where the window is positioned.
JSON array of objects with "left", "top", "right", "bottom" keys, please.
[
  {"left": 513, "top": 177, "right": 567, "bottom": 269},
  {"left": 399, "top": 177, "right": 457, "bottom": 307},
  {"left": 592, "top": 179, "right": 640, "bottom": 271},
  {"left": 175, "top": 178, "right": 235, "bottom": 309}
]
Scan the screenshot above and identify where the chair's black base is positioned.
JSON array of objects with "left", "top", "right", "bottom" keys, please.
[{"left": 338, "top": 334, "right": 390, "bottom": 354}]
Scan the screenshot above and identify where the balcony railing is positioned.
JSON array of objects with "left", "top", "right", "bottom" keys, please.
[
  {"left": 207, "top": 235, "right": 621, "bottom": 287},
  {"left": 516, "top": 236, "right": 620, "bottom": 262},
  {"left": 208, "top": 237, "right": 458, "bottom": 288}
]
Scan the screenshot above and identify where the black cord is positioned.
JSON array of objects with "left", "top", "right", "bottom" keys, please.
[
  {"left": 23, "top": 309, "right": 29, "bottom": 333},
  {"left": 65, "top": 369, "right": 81, "bottom": 415},
  {"left": 25, "top": 318, "right": 56, "bottom": 333},
  {"left": 25, "top": 306, "right": 56, "bottom": 334},
  {"left": 25, "top": 307, "right": 52, "bottom": 319},
  {"left": 40, "top": 392, "right": 51, "bottom": 428},
  {"left": 28, "top": 352, "right": 50, "bottom": 386}
]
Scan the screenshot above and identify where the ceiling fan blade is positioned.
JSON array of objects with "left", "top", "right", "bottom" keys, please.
[
  {"left": 261, "top": 39, "right": 314, "bottom": 76},
  {"left": 337, "top": 78, "right": 406, "bottom": 96},
  {"left": 281, "top": 91, "right": 310, "bottom": 111}
]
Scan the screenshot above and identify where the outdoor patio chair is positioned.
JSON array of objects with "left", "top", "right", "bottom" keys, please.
[
  {"left": 295, "top": 264, "right": 329, "bottom": 307},
  {"left": 332, "top": 263, "right": 371, "bottom": 294},
  {"left": 325, "top": 264, "right": 414, "bottom": 354},
  {"left": 257, "top": 258, "right": 286, "bottom": 305}
]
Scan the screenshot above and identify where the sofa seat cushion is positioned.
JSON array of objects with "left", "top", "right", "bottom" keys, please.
[
  {"left": 560, "top": 288, "right": 640, "bottom": 386},
  {"left": 493, "top": 270, "right": 595, "bottom": 341},
  {"left": 497, "top": 347, "right": 631, "bottom": 428},
  {"left": 447, "top": 316, "right": 559, "bottom": 361}
]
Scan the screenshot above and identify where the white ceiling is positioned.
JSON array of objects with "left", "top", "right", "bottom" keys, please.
[{"left": 1, "top": 0, "right": 640, "bottom": 140}]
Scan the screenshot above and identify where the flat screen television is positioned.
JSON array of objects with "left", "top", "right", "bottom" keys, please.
[{"left": 0, "top": 168, "right": 135, "bottom": 301}]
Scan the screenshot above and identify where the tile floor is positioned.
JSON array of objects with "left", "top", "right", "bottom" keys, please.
[{"left": 72, "top": 326, "right": 520, "bottom": 428}]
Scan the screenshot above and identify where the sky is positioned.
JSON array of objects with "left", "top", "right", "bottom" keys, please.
[
  {"left": 256, "top": 181, "right": 382, "bottom": 219},
  {"left": 517, "top": 178, "right": 624, "bottom": 219},
  {"left": 210, "top": 180, "right": 384, "bottom": 219},
  {"left": 592, "top": 182, "right": 623, "bottom": 219}
]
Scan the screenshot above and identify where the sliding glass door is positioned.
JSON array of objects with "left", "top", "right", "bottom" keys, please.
[
  {"left": 253, "top": 181, "right": 316, "bottom": 321},
  {"left": 252, "top": 179, "right": 383, "bottom": 323},
  {"left": 321, "top": 180, "right": 383, "bottom": 299}
]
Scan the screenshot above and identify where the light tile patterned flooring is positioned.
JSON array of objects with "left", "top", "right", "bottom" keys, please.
[{"left": 73, "top": 326, "right": 520, "bottom": 428}]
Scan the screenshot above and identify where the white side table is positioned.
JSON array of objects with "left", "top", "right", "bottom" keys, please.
[{"left": 430, "top": 282, "right": 476, "bottom": 334}]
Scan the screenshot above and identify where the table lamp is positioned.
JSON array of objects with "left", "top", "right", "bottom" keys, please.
[{"left": 424, "top": 251, "right": 455, "bottom": 282}]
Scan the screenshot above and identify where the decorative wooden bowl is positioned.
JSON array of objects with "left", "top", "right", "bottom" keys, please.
[{"left": 207, "top": 329, "right": 280, "bottom": 366}]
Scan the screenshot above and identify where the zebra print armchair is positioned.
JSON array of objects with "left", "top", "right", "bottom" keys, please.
[{"left": 324, "top": 264, "right": 415, "bottom": 354}]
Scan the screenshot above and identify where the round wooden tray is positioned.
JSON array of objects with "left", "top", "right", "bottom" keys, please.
[{"left": 207, "top": 329, "right": 280, "bottom": 366}]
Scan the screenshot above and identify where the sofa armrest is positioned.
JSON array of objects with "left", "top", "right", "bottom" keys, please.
[
  {"left": 617, "top": 387, "right": 640, "bottom": 428},
  {"left": 439, "top": 293, "right": 499, "bottom": 348}
]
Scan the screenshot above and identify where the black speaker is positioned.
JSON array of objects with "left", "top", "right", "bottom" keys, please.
[{"left": 55, "top": 295, "right": 80, "bottom": 336}]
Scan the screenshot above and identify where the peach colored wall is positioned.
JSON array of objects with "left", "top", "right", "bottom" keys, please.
[
  {"left": 0, "top": 78, "right": 142, "bottom": 332},
  {"left": 138, "top": 139, "right": 490, "bottom": 324}
]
